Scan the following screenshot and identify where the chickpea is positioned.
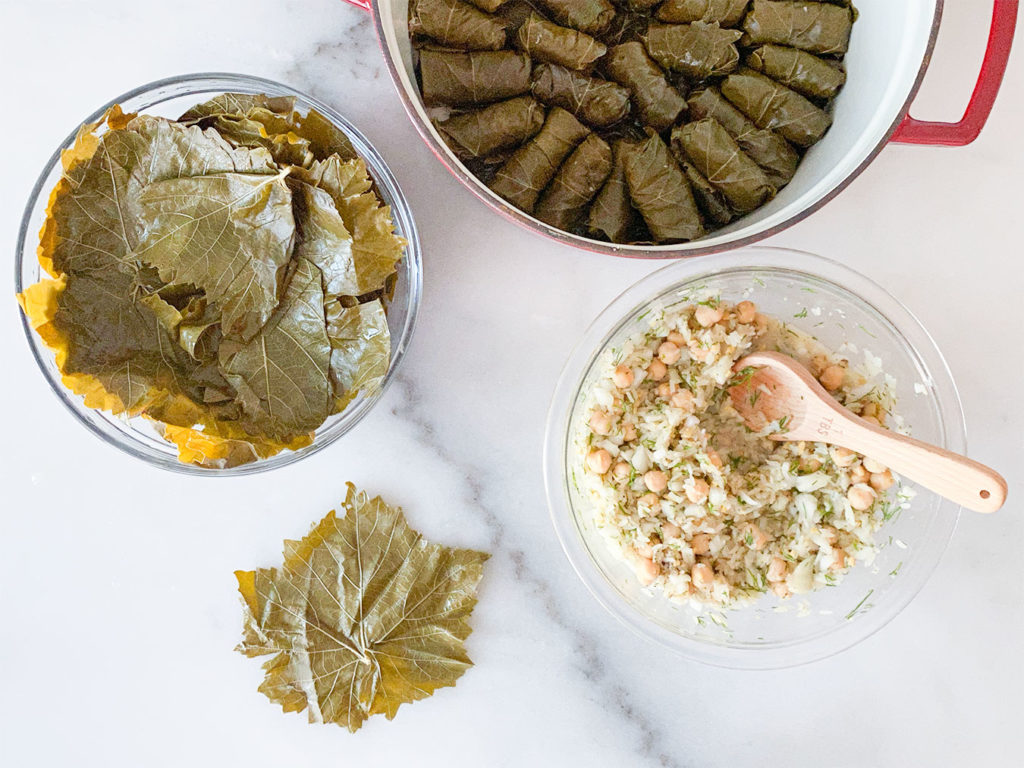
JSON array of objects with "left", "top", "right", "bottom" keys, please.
[
  {"left": 706, "top": 449, "right": 724, "bottom": 469},
  {"left": 690, "top": 532, "right": 711, "bottom": 555},
  {"left": 589, "top": 410, "right": 613, "bottom": 436},
  {"left": 819, "top": 364, "right": 845, "bottom": 392},
  {"left": 644, "top": 469, "right": 668, "bottom": 493},
  {"left": 745, "top": 524, "right": 769, "bottom": 550},
  {"left": 612, "top": 364, "right": 634, "bottom": 389},
  {"left": 849, "top": 464, "right": 870, "bottom": 485},
  {"left": 735, "top": 300, "right": 757, "bottom": 324},
  {"left": 657, "top": 341, "right": 682, "bottom": 365},
  {"left": 800, "top": 457, "right": 822, "bottom": 473},
  {"left": 636, "top": 558, "right": 660, "bottom": 586},
  {"left": 635, "top": 541, "right": 654, "bottom": 559},
  {"left": 767, "top": 557, "right": 788, "bottom": 583},
  {"left": 847, "top": 483, "right": 876, "bottom": 511},
  {"left": 622, "top": 422, "right": 638, "bottom": 441},
  {"left": 861, "top": 414, "right": 884, "bottom": 428},
  {"left": 670, "top": 389, "right": 696, "bottom": 412},
  {"left": 860, "top": 401, "right": 880, "bottom": 419},
  {"left": 870, "top": 470, "right": 895, "bottom": 492},
  {"left": 830, "top": 446, "right": 857, "bottom": 468},
  {"left": 862, "top": 457, "right": 887, "bottom": 474},
  {"left": 656, "top": 382, "right": 674, "bottom": 399},
  {"left": 647, "top": 358, "right": 668, "bottom": 381},
  {"left": 691, "top": 562, "right": 714, "bottom": 590},
  {"left": 809, "top": 354, "right": 829, "bottom": 376},
  {"left": 662, "top": 522, "right": 681, "bottom": 539},
  {"left": 586, "top": 449, "right": 612, "bottom": 475},
  {"left": 685, "top": 478, "right": 710, "bottom": 504},
  {"left": 688, "top": 341, "right": 710, "bottom": 362},
  {"left": 639, "top": 492, "right": 662, "bottom": 513},
  {"left": 612, "top": 461, "right": 630, "bottom": 481},
  {"left": 772, "top": 582, "right": 791, "bottom": 599},
  {"left": 694, "top": 305, "right": 725, "bottom": 327},
  {"left": 667, "top": 330, "right": 685, "bottom": 346},
  {"left": 754, "top": 313, "right": 769, "bottom": 333},
  {"left": 831, "top": 547, "right": 848, "bottom": 571}
]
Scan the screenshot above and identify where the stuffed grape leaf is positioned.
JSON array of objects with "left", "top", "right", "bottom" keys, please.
[
  {"left": 721, "top": 68, "right": 832, "bottom": 148},
  {"left": 534, "top": 133, "right": 613, "bottom": 230},
  {"left": 673, "top": 118, "right": 775, "bottom": 212},
  {"left": 587, "top": 139, "right": 637, "bottom": 242},
  {"left": 623, "top": 131, "right": 705, "bottom": 242},
  {"left": 531, "top": 63, "right": 632, "bottom": 127},
  {"left": 410, "top": 0, "right": 509, "bottom": 50},
  {"left": 235, "top": 483, "right": 489, "bottom": 732},
  {"left": 419, "top": 49, "right": 533, "bottom": 107},
  {"left": 534, "top": 0, "right": 615, "bottom": 35},
  {"left": 655, "top": 0, "right": 750, "bottom": 26},
  {"left": 746, "top": 44, "right": 847, "bottom": 100},
  {"left": 643, "top": 21, "right": 743, "bottom": 81},
  {"left": 435, "top": 96, "right": 545, "bottom": 159},
  {"left": 515, "top": 12, "right": 607, "bottom": 70},
  {"left": 743, "top": 0, "right": 854, "bottom": 55},
  {"left": 604, "top": 41, "right": 687, "bottom": 132}
]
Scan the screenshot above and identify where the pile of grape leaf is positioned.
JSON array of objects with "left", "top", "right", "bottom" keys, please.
[
  {"left": 235, "top": 483, "right": 489, "bottom": 731},
  {"left": 17, "top": 95, "right": 405, "bottom": 468}
]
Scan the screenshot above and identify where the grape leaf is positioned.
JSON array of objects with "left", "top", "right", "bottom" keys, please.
[
  {"left": 235, "top": 483, "right": 489, "bottom": 732},
  {"left": 219, "top": 258, "right": 333, "bottom": 441},
  {"left": 325, "top": 298, "right": 391, "bottom": 399}
]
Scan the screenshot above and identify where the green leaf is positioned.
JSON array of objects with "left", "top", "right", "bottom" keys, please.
[
  {"left": 133, "top": 169, "right": 296, "bottom": 341},
  {"left": 291, "top": 181, "right": 355, "bottom": 299},
  {"left": 235, "top": 483, "right": 489, "bottom": 731},
  {"left": 219, "top": 258, "right": 332, "bottom": 441},
  {"left": 325, "top": 298, "right": 391, "bottom": 399}
]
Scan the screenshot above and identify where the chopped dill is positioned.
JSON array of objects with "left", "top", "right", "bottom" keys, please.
[
  {"left": 794, "top": 307, "right": 809, "bottom": 318},
  {"left": 889, "top": 561, "right": 903, "bottom": 577},
  {"left": 845, "top": 589, "right": 875, "bottom": 620}
]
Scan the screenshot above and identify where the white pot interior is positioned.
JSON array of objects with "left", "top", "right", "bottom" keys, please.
[{"left": 377, "top": 0, "right": 939, "bottom": 253}]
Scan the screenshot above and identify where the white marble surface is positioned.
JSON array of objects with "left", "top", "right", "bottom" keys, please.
[{"left": 1, "top": 1, "right": 1022, "bottom": 765}]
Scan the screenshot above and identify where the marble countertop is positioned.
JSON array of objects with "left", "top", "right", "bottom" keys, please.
[{"left": 1, "top": 2, "right": 1021, "bottom": 766}]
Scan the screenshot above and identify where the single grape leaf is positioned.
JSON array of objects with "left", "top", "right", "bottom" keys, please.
[
  {"left": 235, "top": 483, "right": 489, "bottom": 731},
  {"left": 132, "top": 169, "right": 296, "bottom": 341},
  {"left": 218, "top": 257, "right": 332, "bottom": 441},
  {"left": 325, "top": 298, "right": 391, "bottom": 402},
  {"left": 290, "top": 181, "right": 356, "bottom": 299}
]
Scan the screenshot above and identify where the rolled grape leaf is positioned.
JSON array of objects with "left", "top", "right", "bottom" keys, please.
[
  {"left": 680, "top": 160, "right": 734, "bottom": 226},
  {"left": 515, "top": 12, "right": 608, "bottom": 70},
  {"left": 688, "top": 87, "right": 799, "bottom": 186},
  {"left": 490, "top": 107, "right": 590, "bottom": 212},
  {"left": 419, "top": 49, "right": 532, "bottom": 106},
  {"left": 623, "top": 132, "right": 705, "bottom": 243},
  {"left": 643, "top": 21, "right": 743, "bottom": 80},
  {"left": 219, "top": 258, "right": 333, "bottom": 441},
  {"left": 742, "top": 0, "right": 853, "bottom": 55},
  {"left": 531, "top": 63, "right": 632, "bottom": 127},
  {"left": 465, "top": 0, "right": 507, "bottom": 11},
  {"left": 325, "top": 299, "right": 391, "bottom": 398},
  {"left": 721, "top": 68, "right": 832, "bottom": 147},
  {"left": 747, "top": 44, "right": 846, "bottom": 100},
  {"left": 672, "top": 118, "right": 775, "bottom": 212},
  {"left": 534, "top": 0, "right": 616, "bottom": 35},
  {"left": 587, "top": 139, "right": 637, "bottom": 243},
  {"left": 436, "top": 96, "right": 545, "bottom": 159},
  {"left": 132, "top": 169, "right": 295, "bottom": 342},
  {"left": 534, "top": 134, "right": 613, "bottom": 230},
  {"left": 605, "top": 41, "right": 687, "bottom": 132},
  {"left": 409, "top": 0, "right": 508, "bottom": 50},
  {"left": 235, "top": 483, "right": 489, "bottom": 732},
  {"left": 655, "top": 0, "right": 750, "bottom": 26}
]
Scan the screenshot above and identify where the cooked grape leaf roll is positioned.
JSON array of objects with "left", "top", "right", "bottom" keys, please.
[
  {"left": 436, "top": 96, "right": 546, "bottom": 158},
  {"left": 410, "top": 0, "right": 509, "bottom": 50},
  {"left": 587, "top": 140, "right": 637, "bottom": 242},
  {"left": 672, "top": 118, "right": 775, "bottom": 212},
  {"left": 515, "top": 12, "right": 608, "bottom": 70},
  {"left": 687, "top": 87, "right": 799, "bottom": 186},
  {"left": 721, "top": 68, "right": 832, "bottom": 147},
  {"left": 534, "top": 134, "right": 614, "bottom": 229},
  {"left": 465, "top": 0, "right": 508, "bottom": 12},
  {"left": 605, "top": 41, "right": 687, "bottom": 131},
  {"left": 490, "top": 107, "right": 591, "bottom": 212},
  {"left": 643, "top": 22, "right": 743, "bottom": 81},
  {"left": 534, "top": 0, "right": 616, "bottom": 35},
  {"left": 655, "top": 0, "right": 750, "bottom": 27},
  {"left": 742, "top": 1, "right": 853, "bottom": 56},
  {"left": 419, "top": 50, "right": 532, "bottom": 106},
  {"left": 746, "top": 44, "right": 846, "bottom": 100},
  {"left": 680, "top": 161, "right": 734, "bottom": 226},
  {"left": 623, "top": 131, "right": 705, "bottom": 242},
  {"left": 531, "top": 63, "right": 632, "bottom": 127}
]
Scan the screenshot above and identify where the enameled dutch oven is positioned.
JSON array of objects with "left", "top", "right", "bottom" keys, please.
[{"left": 343, "top": 0, "right": 1017, "bottom": 258}]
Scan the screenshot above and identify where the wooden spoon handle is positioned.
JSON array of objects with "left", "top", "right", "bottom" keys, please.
[{"left": 837, "top": 424, "right": 1007, "bottom": 514}]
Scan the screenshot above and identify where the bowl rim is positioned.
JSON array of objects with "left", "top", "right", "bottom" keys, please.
[
  {"left": 14, "top": 72, "right": 423, "bottom": 476},
  {"left": 542, "top": 246, "right": 965, "bottom": 668},
  {"left": 373, "top": 0, "right": 945, "bottom": 259}
]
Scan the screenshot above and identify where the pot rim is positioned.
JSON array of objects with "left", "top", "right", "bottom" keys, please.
[{"left": 371, "top": 0, "right": 945, "bottom": 259}]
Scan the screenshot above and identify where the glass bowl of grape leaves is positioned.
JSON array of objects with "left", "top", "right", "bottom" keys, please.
[{"left": 15, "top": 73, "right": 422, "bottom": 475}]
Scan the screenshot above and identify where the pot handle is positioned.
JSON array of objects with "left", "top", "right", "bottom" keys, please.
[
  {"left": 340, "top": 0, "right": 373, "bottom": 11},
  {"left": 892, "top": 0, "right": 1018, "bottom": 146}
]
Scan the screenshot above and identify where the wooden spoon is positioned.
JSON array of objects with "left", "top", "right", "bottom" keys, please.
[{"left": 728, "top": 351, "right": 1007, "bottom": 514}]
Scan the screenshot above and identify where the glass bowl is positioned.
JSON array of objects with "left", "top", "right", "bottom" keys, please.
[
  {"left": 543, "top": 248, "right": 964, "bottom": 668},
  {"left": 15, "top": 73, "right": 422, "bottom": 475}
]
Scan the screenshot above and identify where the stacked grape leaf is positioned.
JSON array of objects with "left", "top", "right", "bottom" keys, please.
[
  {"left": 411, "top": 0, "right": 855, "bottom": 244},
  {"left": 18, "top": 95, "right": 405, "bottom": 468}
]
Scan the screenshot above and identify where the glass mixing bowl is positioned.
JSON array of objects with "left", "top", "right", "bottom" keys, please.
[
  {"left": 15, "top": 73, "right": 422, "bottom": 475},
  {"left": 543, "top": 248, "right": 964, "bottom": 668}
]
